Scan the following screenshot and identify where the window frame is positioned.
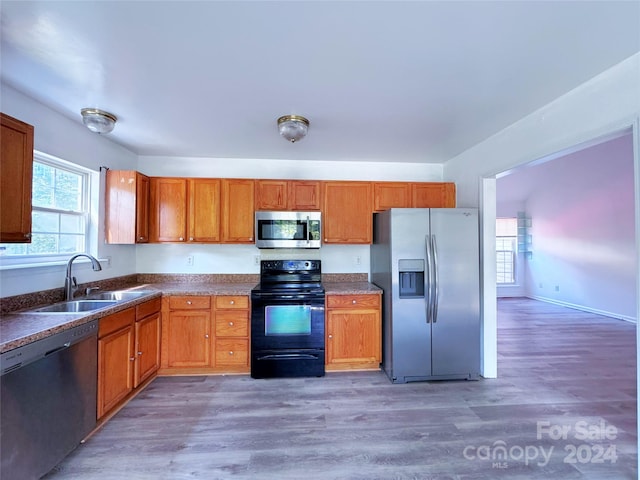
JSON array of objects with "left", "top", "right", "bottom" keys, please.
[
  {"left": 0, "top": 151, "right": 98, "bottom": 268},
  {"left": 496, "top": 218, "right": 517, "bottom": 285}
]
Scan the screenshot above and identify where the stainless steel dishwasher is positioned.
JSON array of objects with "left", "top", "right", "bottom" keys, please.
[{"left": 0, "top": 320, "right": 98, "bottom": 479}]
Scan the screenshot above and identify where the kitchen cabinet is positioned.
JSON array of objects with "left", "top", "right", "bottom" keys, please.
[
  {"left": 322, "top": 181, "right": 372, "bottom": 244},
  {"left": 412, "top": 182, "right": 456, "bottom": 208},
  {"left": 150, "top": 177, "right": 187, "bottom": 242},
  {"left": 98, "top": 308, "right": 135, "bottom": 419},
  {"left": 373, "top": 182, "right": 411, "bottom": 211},
  {"left": 326, "top": 294, "right": 381, "bottom": 371},
  {"left": 149, "top": 178, "right": 221, "bottom": 242},
  {"left": 0, "top": 113, "right": 34, "bottom": 243},
  {"left": 213, "top": 295, "right": 250, "bottom": 372},
  {"left": 221, "top": 179, "right": 254, "bottom": 243},
  {"left": 97, "top": 298, "right": 161, "bottom": 419},
  {"left": 105, "top": 170, "right": 150, "bottom": 243},
  {"left": 164, "top": 296, "right": 212, "bottom": 368},
  {"left": 134, "top": 297, "right": 162, "bottom": 387},
  {"left": 255, "top": 180, "right": 321, "bottom": 211}
]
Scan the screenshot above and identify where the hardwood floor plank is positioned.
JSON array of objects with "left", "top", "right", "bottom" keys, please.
[{"left": 43, "top": 298, "right": 637, "bottom": 479}]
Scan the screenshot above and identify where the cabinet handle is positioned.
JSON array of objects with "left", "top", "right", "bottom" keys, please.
[
  {"left": 230, "top": 300, "right": 235, "bottom": 305},
  {"left": 328, "top": 334, "right": 333, "bottom": 339},
  {"left": 139, "top": 236, "right": 144, "bottom": 241},
  {"left": 24, "top": 233, "right": 32, "bottom": 239},
  {"left": 137, "top": 351, "right": 143, "bottom": 355},
  {"left": 352, "top": 300, "right": 357, "bottom": 304},
  {"left": 187, "top": 300, "right": 192, "bottom": 305},
  {"left": 229, "top": 322, "right": 234, "bottom": 326},
  {"left": 130, "top": 357, "right": 135, "bottom": 361},
  {"left": 229, "top": 351, "right": 234, "bottom": 355},
  {"left": 205, "top": 334, "right": 209, "bottom": 339},
  {"left": 179, "top": 237, "right": 184, "bottom": 241},
  {"left": 189, "top": 237, "right": 194, "bottom": 241}
]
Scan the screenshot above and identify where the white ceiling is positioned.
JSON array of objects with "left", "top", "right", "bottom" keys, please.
[{"left": 1, "top": 1, "right": 638, "bottom": 164}]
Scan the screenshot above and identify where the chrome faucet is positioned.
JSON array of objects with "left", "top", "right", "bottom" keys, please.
[{"left": 64, "top": 254, "right": 102, "bottom": 301}]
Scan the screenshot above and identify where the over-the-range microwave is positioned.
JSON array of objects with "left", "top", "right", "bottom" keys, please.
[{"left": 255, "top": 211, "right": 321, "bottom": 249}]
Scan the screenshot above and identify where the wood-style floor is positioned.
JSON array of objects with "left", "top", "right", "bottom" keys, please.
[{"left": 43, "top": 298, "right": 637, "bottom": 479}]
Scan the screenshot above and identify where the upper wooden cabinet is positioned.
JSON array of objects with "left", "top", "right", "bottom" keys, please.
[
  {"left": 221, "top": 179, "right": 254, "bottom": 243},
  {"left": 150, "top": 178, "right": 221, "bottom": 242},
  {"left": 105, "top": 170, "right": 150, "bottom": 243},
  {"left": 322, "top": 181, "right": 372, "bottom": 244},
  {"left": 0, "top": 113, "right": 34, "bottom": 243},
  {"left": 255, "top": 180, "right": 321, "bottom": 211},
  {"left": 412, "top": 182, "right": 456, "bottom": 208},
  {"left": 188, "top": 178, "right": 221, "bottom": 242},
  {"left": 373, "top": 182, "right": 411, "bottom": 212}
]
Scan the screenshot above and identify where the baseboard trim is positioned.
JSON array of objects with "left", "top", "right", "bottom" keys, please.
[{"left": 526, "top": 295, "right": 636, "bottom": 323}]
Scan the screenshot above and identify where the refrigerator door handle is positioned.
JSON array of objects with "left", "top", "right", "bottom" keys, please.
[
  {"left": 432, "top": 234, "right": 439, "bottom": 323},
  {"left": 425, "top": 234, "right": 432, "bottom": 323}
]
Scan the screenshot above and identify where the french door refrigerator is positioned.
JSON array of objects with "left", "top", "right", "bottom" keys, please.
[{"left": 371, "top": 208, "right": 480, "bottom": 383}]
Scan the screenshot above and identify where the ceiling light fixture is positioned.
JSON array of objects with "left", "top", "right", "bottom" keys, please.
[
  {"left": 277, "top": 115, "right": 309, "bottom": 143},
  {"left": 80, "top": 108, "right": 117, "bottom": 134}
]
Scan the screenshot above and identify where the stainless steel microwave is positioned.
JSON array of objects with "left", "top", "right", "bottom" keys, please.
[{"left": 255, "top": 211, "right": 321, "bottom": 249}]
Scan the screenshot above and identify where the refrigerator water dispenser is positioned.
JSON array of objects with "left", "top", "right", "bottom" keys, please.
[{"left": 398, "top": 259, "right": 425, "bottom": 298}]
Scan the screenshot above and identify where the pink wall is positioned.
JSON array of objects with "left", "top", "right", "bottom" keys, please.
[{"left": 523, "top": 134, "right": 636, "bottom": 320}]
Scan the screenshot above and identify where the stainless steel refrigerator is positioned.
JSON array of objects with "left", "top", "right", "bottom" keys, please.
[{"left": 371, "top": 208, "right": 480, "bottom": 383}]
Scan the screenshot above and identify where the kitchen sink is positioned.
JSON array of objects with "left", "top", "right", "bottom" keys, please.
[
  {"left": 83, "top": 291, "right": 152, "bottom": 301},
  {"left": 28, "top": 300, "right": 118, "bottom": 314}
]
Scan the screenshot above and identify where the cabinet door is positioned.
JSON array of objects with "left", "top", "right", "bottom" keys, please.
[
  {"left": 166, "top": 310, "right": 211, "bottom": 367},
  {"left": 412, "top": 183, "right": 456, "bottom": 208},
  {"left": 135, "top": 173, "right": 150, "bottom": 243},
  {"left": 0, "top": 113, "right": 33, "bottom": 243},
  {"left": 221, "top": 179, "right": 255, "bottom": 243},
  {"left": 288, "top": 181, "right": 321, "bottom": 210},
  {"left": 188, "top": 178, "right": 221, "bottom": 242},
  {"left": 150, "top": 178, "right": 188, "bottom": 242},
  {"left": 255, "top": 180, "right": 287, "bottom": 210},
  {"left": 373, "top": 182, "right": 411, "bottom": 211},
  {"left": 134, "top": 312, "right": 161, "bottom": 388},
  {"left": 322, "top": 181, "right": 372, "bottom": 244},
  {"left": 98, "top": 325, "right": 134, "bottom": 418},
  {"left": 326, "top": 309, "right": 381, "bottom": 365},
  {"left": 106, "top": 170, "right": 150, "bottom": 244}
]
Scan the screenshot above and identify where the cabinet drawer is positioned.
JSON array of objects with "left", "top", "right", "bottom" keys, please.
[
  {"left": 215, "top": 339, "right": 249, "bottom": 366},
  {"left": 326, "top": 294, "right": 380, "bottom": 309},
  {"left": 136, "top": 297, "right": 161, "bottom": 320},
  {"left": 214, "top": 295, "right": 249, "bottom": 309},
  {"left": 99, "top": 307, "right": 135, "bottom": 337},
  {"left": 169, "top": 295, "right": 211, "bottom": 310},
  {"left": 215, "top": 312, "right": 249, "bottom": 337}
]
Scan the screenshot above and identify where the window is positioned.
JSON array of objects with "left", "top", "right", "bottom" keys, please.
[
  {"left": 0, "top": 152, "right": 94, "bottom": 264},
  {"left": 496, "top": 218, "right": 517, "bottom": 284}
]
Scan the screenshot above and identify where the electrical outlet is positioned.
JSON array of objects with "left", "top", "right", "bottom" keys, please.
[
  {"left": 555, "top": 285, "right": 560, "bottom": 292},
  {"left": 355, "top": 255, "right": 362, "bottom": 265},
  {"left": 187, "top": 255, "right": 194, "bottom": 266},
  {"left": 254, "top": 255, "right": 261, "bottom": 265}
]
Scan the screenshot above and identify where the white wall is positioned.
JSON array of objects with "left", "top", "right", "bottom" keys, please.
[
  {"left": 444, "top": 53, "right": 640, "bottom": 378},
  {"left": 0, "top": 84, "right": 138, "bottom": 297},
  {"left": 522, "top": 135, "right": 636, "bottom": 321}
]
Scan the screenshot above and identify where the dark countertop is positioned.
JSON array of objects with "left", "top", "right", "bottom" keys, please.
[{"left": 0, "top": 281, "right": 381, "bottom": 353}]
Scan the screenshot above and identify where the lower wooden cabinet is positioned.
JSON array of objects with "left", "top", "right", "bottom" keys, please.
[
  {"left": 160, "top": 294, "right": 250, "bottom": 374},
  {"left": 326, "top": 294, "right": 382, "bottom": 371},
  {"left": 97, "top": 297, "right": 161, "bottom": 420}
]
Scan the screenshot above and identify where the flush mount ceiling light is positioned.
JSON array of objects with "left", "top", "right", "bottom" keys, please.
[
  {"left": 277, "top": 115, "right": 309, "bottom": 143},
  {"left": 80, "top": 108, "right": 117, "bottom": 134}
]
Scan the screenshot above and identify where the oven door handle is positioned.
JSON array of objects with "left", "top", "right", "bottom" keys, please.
[{"left": 256, "top": 353, "right": 320, "bottom": 360}]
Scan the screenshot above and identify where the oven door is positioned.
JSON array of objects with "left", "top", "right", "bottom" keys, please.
[{"left": 250, "top": 293, "right": 325, "bottom": 351}]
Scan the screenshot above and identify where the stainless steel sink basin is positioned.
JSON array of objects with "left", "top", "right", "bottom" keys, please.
[
  {"left": 84, "top": 291, "right": 151, "bottom": 301},
  {"left": 28, "top": 300, "right": 118, "bottom": 313}
]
